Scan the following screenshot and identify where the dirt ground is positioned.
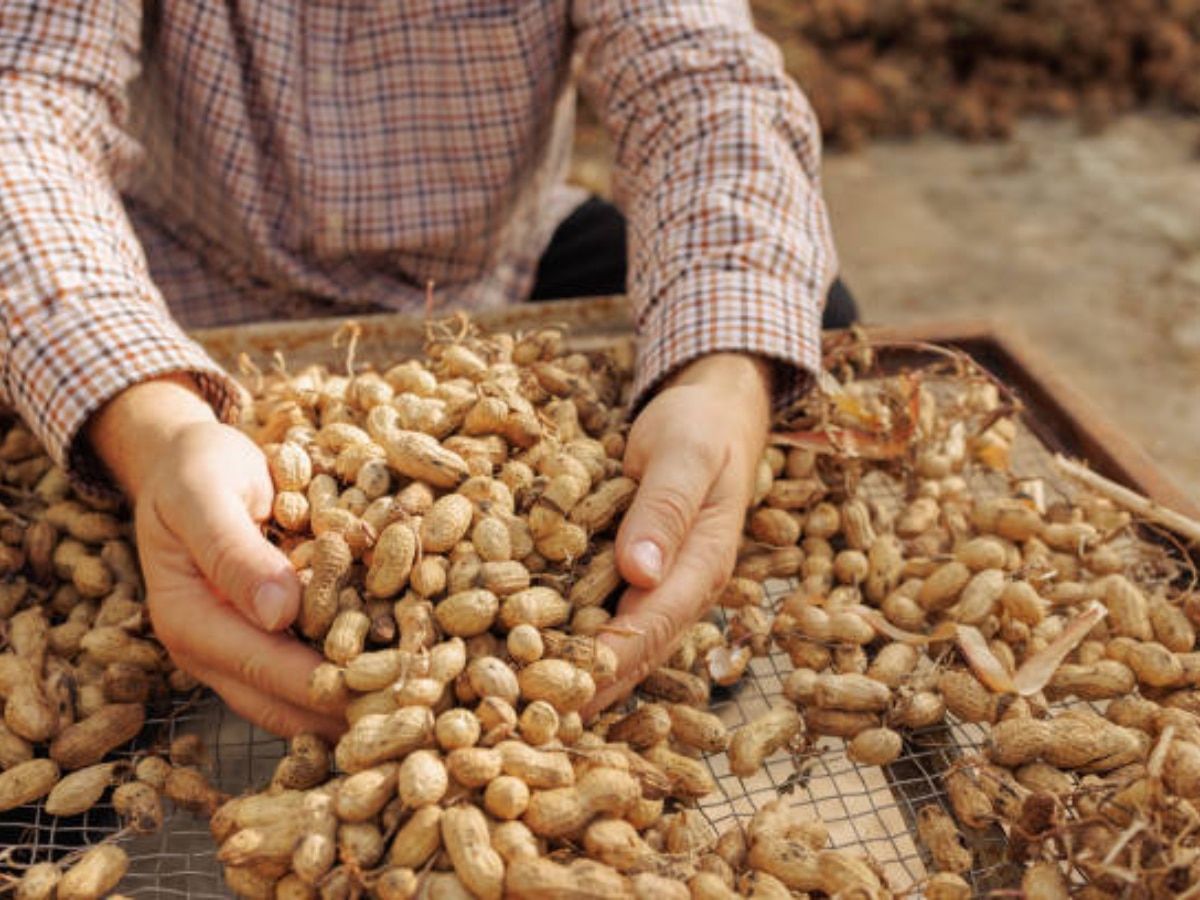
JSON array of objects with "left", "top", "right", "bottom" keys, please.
[{"left": 823, "top": 112, "right": 1200, "bottom": 507}]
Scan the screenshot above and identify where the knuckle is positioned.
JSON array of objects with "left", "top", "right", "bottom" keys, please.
[
  {"left": 201, "top": 538, "right": 253, "bottom": 605},
  {"left": 638, "top": 486, "right": 695, "bottom": 545},
  {"left": 627, "top": 414, "right": 725, "bottom": 477},
  {"left": 644, "top": 606, "right": 683, "bottom": 657},
  {"left": 706, "top": 545, "right": 738, "bottom": 594},
  {"left": 682, "top": 437, "right": 724, "bottom": 474},
  {"left": 625, "top": 652, "right": 658, "bottom": 689},
  {"left": 238, "top": 651, "right": 275, "bottom": 695}
]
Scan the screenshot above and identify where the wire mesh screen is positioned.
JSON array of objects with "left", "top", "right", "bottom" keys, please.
[
  {"left": 698, "top": 621, "right": 936, "bottom": 890},
  {"left": 0, "top": 698, "right": 285, "bottom": 898},
  {"left": 1, "top": 335, "right": 1191, "bottom": 898},
  {"left": 115, "top": 707, "right": 284, "bottom": 898}
]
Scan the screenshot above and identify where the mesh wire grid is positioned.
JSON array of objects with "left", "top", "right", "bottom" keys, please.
[
  {"left": 0, "top": 354, "right": 1187, "bottom": 897},
  {"left": 0, "top": 697, "right": 284, "bottom": 897}
]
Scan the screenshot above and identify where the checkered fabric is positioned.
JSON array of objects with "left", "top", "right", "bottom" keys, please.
[{"left": 0, "top": 0, "right": 835, "bottom": 486}]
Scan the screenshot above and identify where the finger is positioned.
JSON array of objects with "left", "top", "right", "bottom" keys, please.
[
  {"left": 617, "top": 435, "right": 724, "bottom": 590},
  {"left": 154, "top": 587, "right": 335, "bottom": 718},
  {"left": 156, "top": 486, "right": 300, "bottom": 633},
  {"left": 186, "top": 663, "right": 345, "bottom": 741},
  {"left": 586, "top": 585, "right": 692, "bottom": 717},
  {"left": 588, "top": 503, "right": 743, "bottom": 717}
]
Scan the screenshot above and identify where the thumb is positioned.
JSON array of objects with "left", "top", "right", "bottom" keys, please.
[
  {"left": 616, "top": 442, "right": 721, "bottom": 590},
  {"left": 166, "top": 486, "right": 301, "bottom": 633}
]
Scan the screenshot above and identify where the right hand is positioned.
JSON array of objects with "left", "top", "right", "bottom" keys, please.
[{"left": 87, "top": 378, "right": 345, "bottom": 740}]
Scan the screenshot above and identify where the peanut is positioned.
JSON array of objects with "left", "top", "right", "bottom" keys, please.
[
  {"left": 57, "top": 844, "right": 129, "bottom": 900},
  {"left": 728, "top": 709, "right": 803, "bottom": 778}
]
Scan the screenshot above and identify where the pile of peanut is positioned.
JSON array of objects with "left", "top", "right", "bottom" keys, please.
[
  {"left": 753, "top": 344, "right": 1200, "bottom": 898},
  {"left": 1, "top": 320, "right": 1198, "bottom": 899},
  {"left": 208, "top": 321, "right": 884, "bottom": 900}
]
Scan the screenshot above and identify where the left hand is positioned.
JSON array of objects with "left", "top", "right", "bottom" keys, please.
[{"left": 586, "top": 352, "right": 773, "bottom": 714}]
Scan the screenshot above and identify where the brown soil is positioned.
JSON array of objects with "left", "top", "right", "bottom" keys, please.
[{"left": 750, "top": 0, "right": 1200, "bottom": 151}]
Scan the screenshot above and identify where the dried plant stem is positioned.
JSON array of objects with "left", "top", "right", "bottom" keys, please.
[
  {"left": 1148, "top": 725, "right": 1175, "bottom": 780},
  {"left": 332, "top": 320, "right": 363, "bottom": 377},
  {"left": 1102, "top": 820, "right": 1145, "bottom": 867},
  {"left": 1052, "top": 454, "right": 1200, "bottom": 546}
]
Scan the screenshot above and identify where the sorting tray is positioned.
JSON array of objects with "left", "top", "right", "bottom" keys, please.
[{"left": 3, "top": 298, "right": 1196, "bottom": 896}]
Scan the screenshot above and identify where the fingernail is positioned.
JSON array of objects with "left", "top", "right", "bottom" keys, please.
[
  {"left": 630, "top": 540, "right": 663, "bottom": 583},
  {"left": 253, "top": 581, "right": 290, "bottom": 631}
]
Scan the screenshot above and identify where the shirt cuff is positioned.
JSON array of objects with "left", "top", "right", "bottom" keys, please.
[
  {"left": 629, "top": 271, "right": 825, "bottom": 416},
  {"left": 5, "top": 305, "right": 245, "bottom": 501}
]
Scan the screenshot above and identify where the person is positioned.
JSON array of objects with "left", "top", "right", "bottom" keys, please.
[{"left": 0, "top": 2, "right": 844, "bottom": 739}]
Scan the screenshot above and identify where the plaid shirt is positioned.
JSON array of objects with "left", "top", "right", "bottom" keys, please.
[{"left": 0, "top": 1, "right": 835, "bottom": 483}]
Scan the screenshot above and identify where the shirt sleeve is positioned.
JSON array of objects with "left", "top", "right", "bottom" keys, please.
[
  {"left": 571, "top": 0, "right": 837, "bottom": 409},
  {"left": 0, "top": 1, "right": 241, "bottom": 489}
]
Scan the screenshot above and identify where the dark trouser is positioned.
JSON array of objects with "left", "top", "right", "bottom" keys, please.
[{"left": 531, "top": 197, "right": 859, "bottom": 329}]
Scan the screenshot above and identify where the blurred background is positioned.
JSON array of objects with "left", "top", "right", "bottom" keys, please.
[{"left": 571, "top": 0, "right": 1200, "bottom": 505}]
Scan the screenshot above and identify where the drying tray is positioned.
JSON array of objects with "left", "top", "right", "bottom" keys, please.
[{"left": 3, "top": 297, "right": 1197, "bottom": 897}]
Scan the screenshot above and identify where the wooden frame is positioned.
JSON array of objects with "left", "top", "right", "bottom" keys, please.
[{"left": 195, "top": 299, "right": 1198, "bottom": 525}]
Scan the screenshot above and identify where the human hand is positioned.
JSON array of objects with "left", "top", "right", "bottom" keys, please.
[
  {"left": 586, "top": 353, "right": 773, "bottom": 714},
  {"left": 87, "top": 378, "right": 345, "bottom": 740}
]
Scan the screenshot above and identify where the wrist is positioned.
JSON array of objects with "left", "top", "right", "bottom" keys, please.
[
  {"left": 85, "top": 374, "right": 219, "bottom": 499},
  {"left": 667, "top": 352, "right": 774, "bottom": 403}
]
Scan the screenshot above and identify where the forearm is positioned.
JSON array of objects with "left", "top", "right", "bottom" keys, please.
[
  {"left": 573, "top": 1, "right": 836, "bottom": 407},
  {"left": 0, "top": 77, "right": 239, "bottom": 484}
]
